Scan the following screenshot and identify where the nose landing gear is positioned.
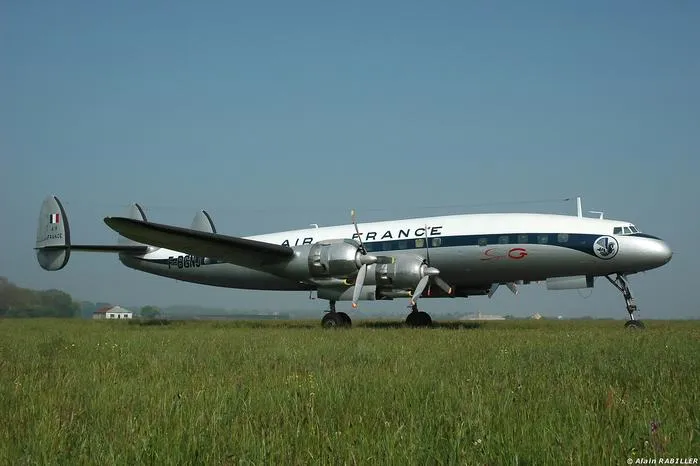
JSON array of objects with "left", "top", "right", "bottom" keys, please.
[{"left": 605, "top": 274, "right": 645, "bottom": 329}]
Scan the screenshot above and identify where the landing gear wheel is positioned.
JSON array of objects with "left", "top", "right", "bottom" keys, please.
[
  {"left": 405, "top": 304, "right": 433, "bottom": 327},
  {"left": 624, "top": 320, "right": 645, "bottom": 329},
  {"left": 322, "top": 312, "right": 346, "bottom": 328},
  {"left": 321, "top": 300, "right": 351, "bottom": 328},
  {"left": 337, "top": 312, "right": 352, "bottom": 327}
]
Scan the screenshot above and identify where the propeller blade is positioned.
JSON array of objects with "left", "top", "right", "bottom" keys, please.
[
  {"left": 352, "top": 264, "right": 368, "bottom": 308},
  {"left": 424, "top": 223, "right": 431, "bottom": 265},
  {"left": 433, "top": 276, "right": 453, "bottom": 295},
  {"left": 351, "top": 209, "right": 366, "bottom": 254},
  {"left": 411, "top": 275, "right": 431, "bottom": 305}
]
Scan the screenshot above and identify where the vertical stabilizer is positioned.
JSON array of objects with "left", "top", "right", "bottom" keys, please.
[
  {"left": 118, "top": 203, "right": 149, "bottom": 247},
  {"left": 190, "top": 210, "right": 217, "bottom": 233},
  {"left": 35, "top": 195, "right": 71, "bottom": 270}
]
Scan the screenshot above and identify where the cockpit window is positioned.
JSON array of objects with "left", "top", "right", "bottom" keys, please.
[{"left": 614, "top": 225, "right": 640, "bottom": 235}]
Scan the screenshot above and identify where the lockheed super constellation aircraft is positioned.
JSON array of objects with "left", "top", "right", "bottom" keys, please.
[{"left": 35, "top": 195, "right": 672, "bottom": 328}]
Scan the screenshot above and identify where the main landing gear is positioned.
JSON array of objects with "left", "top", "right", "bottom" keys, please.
[
  {"left": 321, "top": 300, "right": 352, "bottom": 328},
  {"left": 405, "top": 303, "right": 433, "bottom": 327},
  {"left": 605, "top": 274, "right": 645, "bottom": 329}
]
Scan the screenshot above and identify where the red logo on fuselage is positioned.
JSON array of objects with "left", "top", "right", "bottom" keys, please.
[{"left": 481, "top": 247, "right": 528, "bottom": 261}]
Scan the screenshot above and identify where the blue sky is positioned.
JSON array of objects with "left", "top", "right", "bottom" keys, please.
[{"left": 2, "top": 1, "right": 698, "bottom": 319}]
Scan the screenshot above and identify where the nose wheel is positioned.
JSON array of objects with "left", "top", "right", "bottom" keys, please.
[{"left": 605, "top": 274, "right": 645, "bottom": 329}]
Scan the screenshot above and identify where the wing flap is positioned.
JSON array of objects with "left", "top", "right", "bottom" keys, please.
[{"left": 103, "top": 217, "right": 294, "bottom": 268}]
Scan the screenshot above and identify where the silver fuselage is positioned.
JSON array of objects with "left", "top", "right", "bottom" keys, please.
[{"left": 118, "top": 212, "right": 673, "bottom": 294}]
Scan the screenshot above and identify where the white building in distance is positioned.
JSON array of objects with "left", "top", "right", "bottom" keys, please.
[{"left": 93, "top": 305, "right": 133, "bottom": 320}]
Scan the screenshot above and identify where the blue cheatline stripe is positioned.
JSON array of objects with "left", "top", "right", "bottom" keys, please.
[
  {"left": 629, "top": 232, "right": 661, "bottom": 240},
  {"left": 362, "top": 232, "right": 602, "bottom": 257},
  {"left": 131, "top": 231, "right": 622, "bottom": 266}
]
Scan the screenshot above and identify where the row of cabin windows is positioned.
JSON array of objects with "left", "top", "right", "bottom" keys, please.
[
  {"left": 366, "top": 238, "right": 443, "bottom": 251},
  {"left": 364, "top": 233, "right": 572, "bottom": 252},
  {"left": 477, "top": 233, "right": 569, "bottom": 246}
]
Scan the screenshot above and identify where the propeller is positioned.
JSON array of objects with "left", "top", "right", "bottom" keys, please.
[
  {"left": 410, "top": 224, "right": 453, "bottom": 306},
  {"left": 350, "top": 210, "right": 392, "bottom": 308}
]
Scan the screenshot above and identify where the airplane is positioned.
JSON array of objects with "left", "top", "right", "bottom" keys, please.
[{"left": 34, "top": 195, "right": 672, "bottom": 328}]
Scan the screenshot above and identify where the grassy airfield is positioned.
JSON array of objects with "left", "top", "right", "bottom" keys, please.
[{"left": 0, "top": 318, "right": 698, "bottom": 465}]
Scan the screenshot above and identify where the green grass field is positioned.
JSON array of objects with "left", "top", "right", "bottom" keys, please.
[{"left": 0, "top": 318, "right": 698, "bottom": 465}]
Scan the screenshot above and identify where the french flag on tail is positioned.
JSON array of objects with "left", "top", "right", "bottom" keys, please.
[{"left": 49, "top": 213, "right": 60, "bottom": 224}]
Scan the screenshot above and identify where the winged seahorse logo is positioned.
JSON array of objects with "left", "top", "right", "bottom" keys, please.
[{"left": 593, "top": 236, "right": 618, "bottom": 259}]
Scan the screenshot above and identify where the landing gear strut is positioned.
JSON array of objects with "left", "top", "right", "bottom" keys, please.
[
  {"left": 405, "top": 303, "right": 433, "bottom": 327},
  {"left": 321, "top": 300, "right": 352, "bottom": 328},
  {"left": 605, "top": 274, "right": 645, "bottom": 329}
]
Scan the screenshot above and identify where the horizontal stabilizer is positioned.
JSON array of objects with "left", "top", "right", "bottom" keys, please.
[
  {"left": 103, "top": 217, "right": 294, "bottom": 268},
  {"left": 190, "top": 210, "right": 217, "bottom": 233},
  {"left": 40, "top": 244, "right": 149, "bottom": 254}
]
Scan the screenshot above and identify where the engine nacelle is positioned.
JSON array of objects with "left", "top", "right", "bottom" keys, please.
[
  {"left": 318, "top": 285, "right": 378, "bottom": 302},
  {"left": 374, "top": 255, "right": 426, "bottom": 291},
  {"left": 307, "top": 239, "right": 365, "bottom": 279}
]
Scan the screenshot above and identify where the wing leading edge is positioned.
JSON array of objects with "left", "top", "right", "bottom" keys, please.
[{"left": 103, "top": 217, "right": 295, "bottom": 269}]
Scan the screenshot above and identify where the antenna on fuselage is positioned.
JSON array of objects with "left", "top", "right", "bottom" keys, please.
[
  {"left": 576, "top": 197, "right": 583, "bottom": 218},
  {"left": 589, "top": 211, "right": 605, "bottom": 219}
]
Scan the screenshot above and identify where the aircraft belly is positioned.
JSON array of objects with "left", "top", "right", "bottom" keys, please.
[{"left": 119, "top": 255, "right": 309, "bottom": 291}]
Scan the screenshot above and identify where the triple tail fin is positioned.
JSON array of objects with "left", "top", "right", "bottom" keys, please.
[
  {"left": 190, "top": 210, "right": 217, "bottom": 233},
  {"left": 35, "top": 195, "right": 149, "bottom": 271}
]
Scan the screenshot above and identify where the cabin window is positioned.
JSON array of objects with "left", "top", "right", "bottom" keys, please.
[
  {"left": 382, "top": 242, "right": 391, "bottom": 251},
  {"left": 623, "top": 226, "right": 632, "bottom": 234},
  {"left": 398, "top": 240, "right": 408, "bottom": 250},
  {"left": 613, "top": 227, "right": 623, "bottom": 235},
  {"left": 557, "top": 233, "right": 569, "bottom": 243},
  {"left": 431, "top": 237, "right": 442, "bottom": 247},
  {"left": 478, "top": 237, "right": 488, "bottom": 247},
  {"left": 518, "top": 234, "right": 529, "bottom": 243},
  {"left": 415, "top": 238, "right": 425, "bottom": 248},
  {"left": 498, "top": 235, "right": 509, "bottom": 244},
  {"left": 537, "top": 234, "right": 549, "bottom": 244}
]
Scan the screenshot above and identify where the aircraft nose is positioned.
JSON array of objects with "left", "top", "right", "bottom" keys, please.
[{"left": 648, "top": 239, "right": 673, "bottom": 267}]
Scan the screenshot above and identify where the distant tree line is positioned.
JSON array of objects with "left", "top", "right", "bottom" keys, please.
[{"left": 0, "top": 276, "right": 79, "bottom": 318}]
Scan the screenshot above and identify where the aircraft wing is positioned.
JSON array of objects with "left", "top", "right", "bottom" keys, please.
[{"left": 103, "top": 217, "right": 295, "bottom": 268}]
